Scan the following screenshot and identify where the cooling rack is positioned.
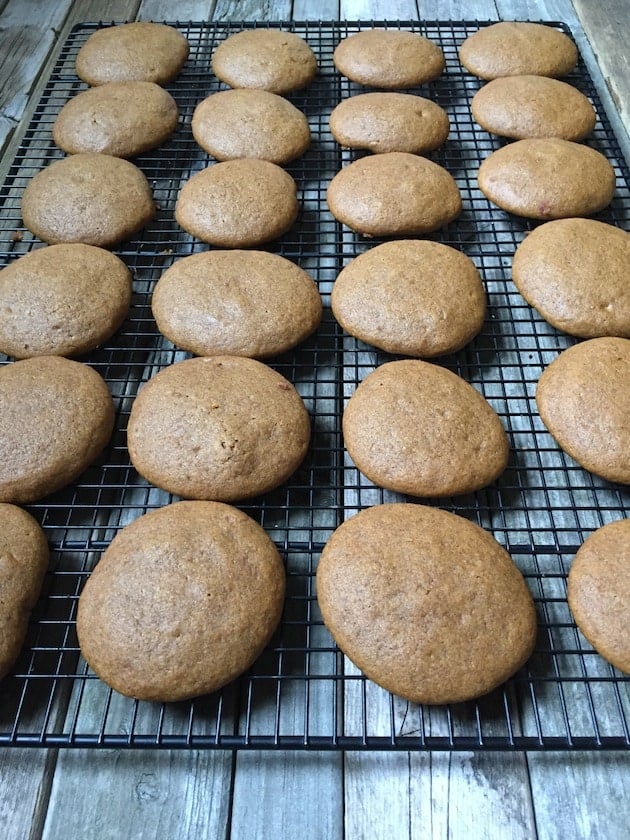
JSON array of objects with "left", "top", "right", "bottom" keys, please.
[{"left": 0, "top": 19, "right": 628, "bottom": 750}]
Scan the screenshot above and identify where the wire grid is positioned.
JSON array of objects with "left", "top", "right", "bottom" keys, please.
[{"left": 0, "top": 19, "right": 628, "bottom": 750}]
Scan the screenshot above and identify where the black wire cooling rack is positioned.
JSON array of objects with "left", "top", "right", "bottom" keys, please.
[{"left": 0, "top": 19, "right": 628, "bottom": 750}]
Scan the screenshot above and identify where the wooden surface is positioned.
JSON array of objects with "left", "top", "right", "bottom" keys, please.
[{"left": 0, "top": 1, "right": 628, "bottom": 838}]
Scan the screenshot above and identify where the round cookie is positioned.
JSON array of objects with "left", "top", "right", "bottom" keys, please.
[
  {"left": 333, "top": 29, "right": 445, "bottom": 88},
  {"left": 75, "top": 22, "right": 189, "bottom": 86},
  {"left": 211, "top": 29, "right": 317, "bottom": 95},
  {"left": 0, "top": 244, "right": 132, "bottom": 358},
  {"left": 329, "top": 92, "right": 449, "bottom": 154},
  {"left": 567, "top": 518, "right": 630, "bottom": 674},
  {"left": 191, "top": 89, "right": 310, "bottom": 164},
  {"left": 0, "top": 504, "right": 49, "bottom": 680},
  {"left": 77, "top": 501, "right": 285, "bottom": 701},
  {"left": 331, "top": 240, "right": 485, "bottom": 357},
  {"left": 343, "top": 359, "right": 509, "bottom": 497},
  {"left": 0, "top": 356, "right": 114, "bottom": 504},
  {"left": 53, "top": 81, "right": 179, "bottom": 158},
  {"left": 536, "top": 337, "right": 630, "bottom": 484},
  {"left": 459, "top": 22, "right": 578, "bottom": 80},
  {"left": 127, "top": 356, "right": 310, "bottom": 501},
  {"left": 175, "top": 159, "right": 298, "bottom": 247},
  {"left": 327, "top": 152, "right": 461, "bottom": 237},
  {"left": 471, "top": 76, "right": 596, "bottom": 141},
  {"left": 477, "top": 138, "right": 615, "bottom": 220},
  {"left": 512, "top": 219, "right": 630, "bottom": 338},
  {"left": 316, "top": 503, "right": 537, "bottom": 704},
  {"left": 21, "top": 153, "right": 155, "bottom": 247},
  {"left": 152, "top": 250, "right": 322, "bottom": 359}
]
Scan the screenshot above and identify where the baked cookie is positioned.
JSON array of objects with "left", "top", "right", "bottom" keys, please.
[
  {"left": 329, "top": 92, "right": 449, "bottom": 154},
  {"left": 175, "top": 159, "right": 298, "bottom": 247},
  {"left": 459, "top": 22, "right": 578, "bottom": 79},
  {"left": 331, "top": 240, "right": 485, "bottom": 357},
  {"left": 567, "top": 518, "right": 630, "bottom": 674},
  {"left": 212, "top": 29, "right": 317, "bottom": 94},
  {"left": 471, "top": 75, "right": 596, "bottom": 140},
  {"left": 127, "top": 356, "right": 310, "bottom": 501},
  {"left": 75, "top": 22, "right": 189, "bottom": 86},
  {"left": 317, "top": 503, "right": 537, "bottom": 704},
  {"left": 536, "top": 337, "right": 630, "bottom": 484},
  {"left": 0, "top": 504, "right": 49, "bottom": 680},
  {"left": 333, "top": 29, "right": 444, "bottom": 88},
  {"left": 191, "top": 89, "right": 310, "bottom": 164},
  {"left": 327, "top": 152, "right": 461, "bottom": 236},
  {"left": 152, "top": 250, "right": 322, "bottom": 358},
  {"left": 53, "top": 81, "right": 179, "bottom": 158},
  {"left": 343, "top": 359, "right": 508, "bottom": 496},
  {"left": 0, "top": 356, "right": 114, "bottom": 503},
  {"left": 512, "top": 219, "right": 630, "bottom": 338},
  {"left": 0, "top": 244, "right": 132, "bottom": 358},
  {"left": 21, "top": 153, "right": 155, "bottom": 247},
  {"left": 477, "top": 138, "right": 615, "bottom": 220},
  {"left": 77, "top": 500, "right": 285, "bottom": 701}
]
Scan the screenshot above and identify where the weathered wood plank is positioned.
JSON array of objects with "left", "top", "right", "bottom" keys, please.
[
  {"left": 137, "top": 0, "right": 216, "bottom": 19},
  {"left": 340, "top": 0, "right": 419, "bottom": 18},
  {"left": 294, "top": 0, "right": 340, "bottom": 18},
  {"left": 212, "top": 0, "right": 291, "bottom": 22}
]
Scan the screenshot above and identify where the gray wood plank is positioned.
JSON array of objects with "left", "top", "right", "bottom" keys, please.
[
  {"left": 212, "top": 0, "right": 291, "bottom": 21},
  {"left": 294, "top": 0, "right": 340, "bottom": 18},
  {"left": 0, "top": 748, "right": 57, "bottom": 840},
  {"left": 340, "top": 0, "right": 419, "bottom": 18},
  {"left": 423, "top": 1, "right": 498, "bottom": 17},
  {"left": 137, "top": 0, "right": 216, "bottom": 19}
]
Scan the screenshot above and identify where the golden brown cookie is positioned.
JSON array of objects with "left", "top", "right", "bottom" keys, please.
[
  {"left": 317, "top": 503, "right": 537, "bottom": 704},
  {"left": 536, "top": 337, "right": 630, "bottom": 484},
  {"left": 471, "top": 76, "right": 596, "bottom": 140},
  {"left": 331, "top": 240, "right": 485, "bottom": 357},
  {"left": 329, "top": 92, "right": 449, "bottom": 154},
  {"left": 53, "top": 81, "right": 179, "bottom": 158},
  {"left": 477, "top": 138, "right": 615, "bottom": 220},
  {"left": 459, "top": 22, "right": 578, "bottom": 79},
  {"left": 0, "top": 356, "right": 114, "bottom": 503},
  {"left": 567, "top": 518, "right": 630, "bottom": 674},
  {"left": 152, "top": 250, "right": 321, "bottom": 359},
  {"left": 127, "top": 356, "right": 310, "bottom": 501},
  {"left": 75, "top": 22, "right": 189, "bottom": 86},
  {"left": 175, "top": 159, "right": 298, "bottom": 247},
  {"left": 212, "top": 29, "right": 317, "bottom": 94},
  {"left": 0, "top": 244, "right": 132, "bottom": 358},
  {"left": 327, "top": 152, "right": 461, "bottom": 236},
  {"left": 512, "top": 219, "right": 630, "bottom": 338},
  {"left": 343, "top": 360, "right": 509, "bottom": 497},
  {"left": 77, "top": 500, "right": 285, "bottom": 701},
  {"left": 0, "top": 504, "right": 49, "bottom": 680},
  {"left": 333, "top": 29, "right": 445, "bottom": 88},
  {"left": 191, "top": 88, "right": 310, "bottom": 164},
  {"left": 21, "top": 153, "right": 155, "bottom": 247}
]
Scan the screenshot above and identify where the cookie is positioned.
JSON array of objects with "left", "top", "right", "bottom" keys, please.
[
  {"left": 327, "top": 152, "right": 461, "bottom": 236},
  {"left": 175, "top": 159, "right": 298, "bottom": 247},
  {"left": 333, "top": 29, "right": 445, "bottom": 88},
  {"left": 127, "top": 356, "right": 310, "bottom": 501},
  {"left": 0, "top": 504, "right": 49, "bottom": 680},
  {"left": 329, "top": 92, "right": 449, "bottom": 154},
  {"left": 317, "top": 503, "right": 537, "bottom": 704},
  {"left": 331, "top": 240, "right": 485, "bottom": 357},
  {"left": 75, "top": 22, "right": 189, "bottom": 86},
  {"left": 53, "top": 81, "right": 179, "bottom": 158},
  {"left": 0, "top": 244, "right": 132, "bottom": 358},
  {"left": 21, "top": 153, "right": 155, "bottom": 247},
  {"left": 536, "top": 337, "right": 630, "bottom": 484},
  {"left": 512, "top": 219, "right": 630, "bottom": 338},
  {"left": 459, "top": 22, "right": 578, "bottom": 79},
  {"left": 0, "top": 356, "right": 114, "bottom": 503},
  {"left": 477, "top": 138, "right": 615, "bottom": 220},
  {"left": 212, "top": 29, "right": 317, "bottom": 94},
  {"left": 192, "top": 89, "right": 310, "bottom": 164},
  {"left": 567, "top": 518, "right": 630, "bottom": 674},
  {"left": 152, "top": 250, "right": 322, "bottom": 359},
  {"left": 343, "top": 359, "right": 508, "bottom": 497},
  {"left": 471, "top": 75, "right": 596, "bottom": 140},
  {"left": 77, "top": 500, "right": 285, "bottom": 701}
]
